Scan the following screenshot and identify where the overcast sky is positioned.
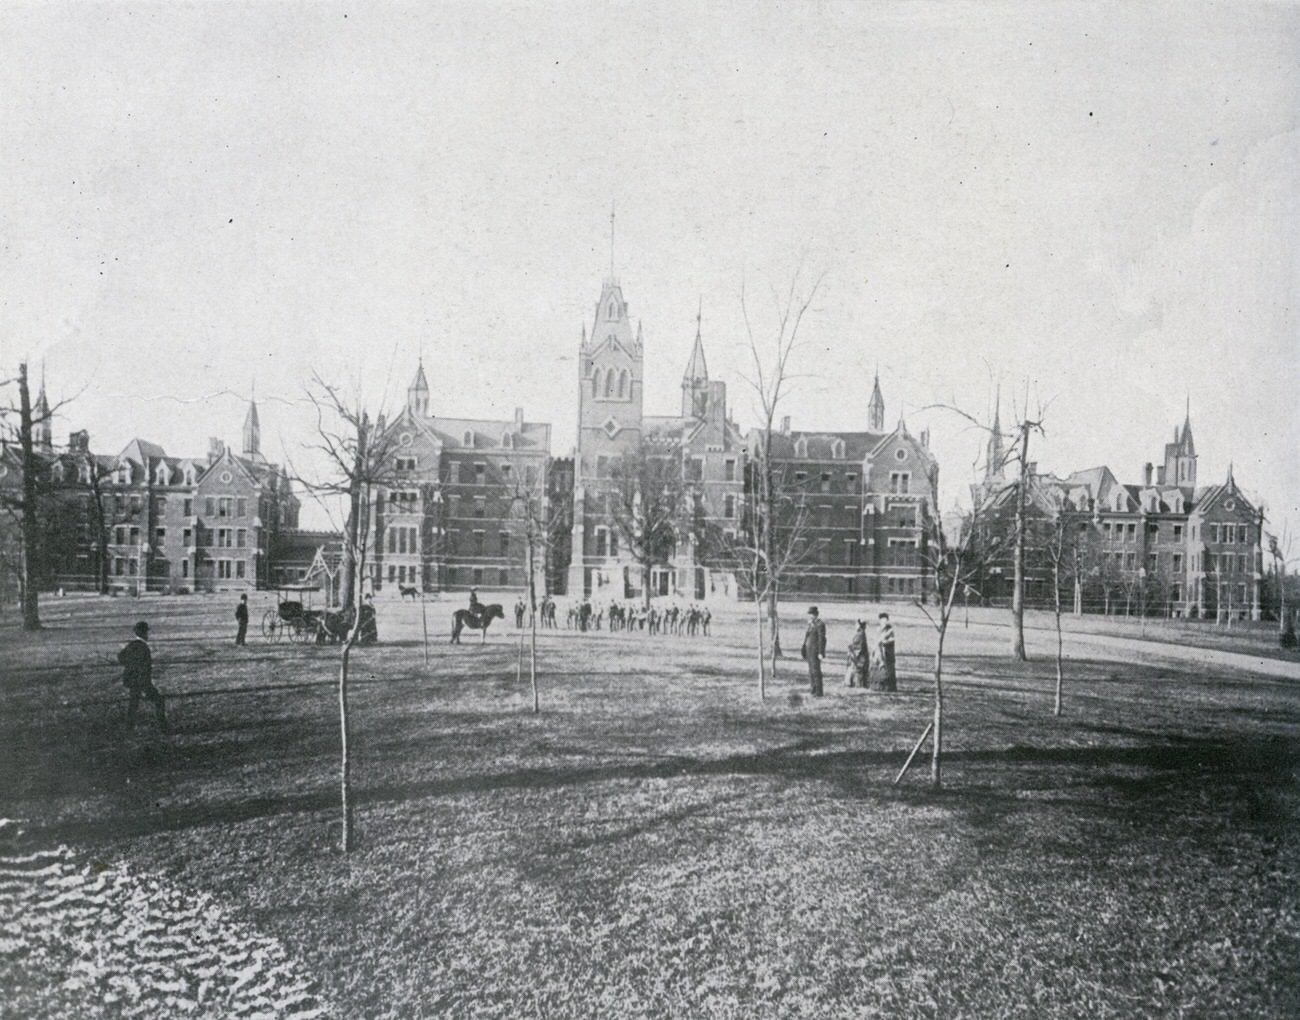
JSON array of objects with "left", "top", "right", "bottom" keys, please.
[{"left": 3, "top": 1, "right": 1296, "bottom": 539}]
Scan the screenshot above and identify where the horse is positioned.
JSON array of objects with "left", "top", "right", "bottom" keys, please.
[
  {"left": 399, "top": 584, "right": 420, "bottom": 601},
  {"left": 450, "top": 604, "right": 504, "bottom": 644}
]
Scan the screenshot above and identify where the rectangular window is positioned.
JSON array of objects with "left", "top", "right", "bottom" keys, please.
[
  {"left": 499, "top": 569, "right": 509, "bottom": 586},
  {"left": 820, "top": 472, "right": 831, "bottom": 493},
  {"left": 844, "top": 539, "right": 857, "bottom": 566},
  {"left": 724, "top": 494, "right": 736, "bottom": 519},
  {"left": 128, "top": 558, "right": 138, "bottom": 576},
  {"left": 500, "top": 532, "right": 510, "bottom": 557},
  {"left": 155, "top": 527, "right": 166, "bottom": 545},
  {"left": 181, "top": 560, "right": 189, "bottom": 578},
  {"left": 595, "top": 528, "right": 608, "bottom": 557},
  {"left": 724, "top": 458, "right": 736, "bottom": 482},
  {"left": 129, "top": 495, "right": 141, "bottom": 513},
  {"left": 474, "top": 498, "right": 485, "bottom": 518},
  {"left": 183, "top": 528, "right": 192, "bottom": 547},
  {"left": 1127, "top": 523, "right": 1137, "bottom": 540},
  {"left": 236, "top": 529, "right": 246, "bottom": 549},
  {"left": 183, "top": 498, "right": 193, "bottom": 517},
  {"left": 398, "top": 528, "right": 408, "bottom": 555},
  {"left": 889, "top": 472, "right": 911, "bottom": 495},
  {"left": 236, "top": 498, "right": 246, "bottom": 517},
  {"left": 1172, "top": 552, "right": 1184, "bottom": 573},
  {"left": 793, "top": 471, "right": 807, "bottom": 485},
  {"left": 459, "top": 462, "right": 474, "bottom": 484},
  {"left": 1211, "top": 524, "right": 1220, "bottom": 543},
  {"left": 129, "top": 526, "right": 140, "bottom": 545},
  {"left": 473, "top": 530, "right": 485, "bottom": 556},
  {"left": 474, "top": 463, "right": 486, "bottom": 485},
  {"left": 205, "top": 497, "right": 215, "bottom": 516},
  {"left": 1102, "top": 522, "right": 1112, "bottom": 538},
  {"left": 388, "top": 565, "right": 397, "bottom": 582},
  {"left": 473, "top": 568, "right": 483, "bottom": 586},
  {"left": 217, "top": 560, "right": 232, "bottom": 579},
  {"left": 235, "top": 560, "right": 245, "bottom": 579},
  {"left": 687, "top": 458, "right": 704, "bottom": 482}
]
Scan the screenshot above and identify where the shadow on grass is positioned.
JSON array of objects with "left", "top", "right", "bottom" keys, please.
[{"left": 36, "top": 729, "right": 1300, "bottom": 847}]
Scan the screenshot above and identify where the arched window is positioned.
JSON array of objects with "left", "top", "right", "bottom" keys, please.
[
  {"left": 794, "top": 437, "right": 807, "bottom": 458},
  {"left": 591, "top": 370, "right": 600, "bottom": 398},
  {"left": 604, "top": 370, "right": 615, "bottom": 398},
  {"left": 184, "top": 467, "right": 195, "bottom": 486},
  {"left": 831, "top": 439, "right": 845, "bottom": 459},
  {"left": 608, "top": 300, "right": 617, "bottom": 319},
  {"left": 1113, "top": 490, "right": 1126, "bottom": 512},
  {"left": 463, "top": 430, "right": 474, "bottom": 447},
  {"left": 618, "top": 370, "right": 628, "bottom": 398},
  {"left": 51, "top": 462, "right": 64, "bottom": 483},
  {"left": 117, "top": 463, "right": 130, "bottom": 485},
  {"left": 502, "top": 432, "right": 513, "bottom": 449}
]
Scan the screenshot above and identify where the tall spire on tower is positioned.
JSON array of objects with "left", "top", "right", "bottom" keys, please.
[
  {"left": 868, "top": 366, "right": 885, "bottom": 432},
  {"left": 242, "top": 381, "right": 261, "bottom": 458},
  {"left": 33, "top": 360, "right": 52, "bottom": 453},
  {"left": 407, "top": 359, "right": 430, "bottom": 416},
  {"left": 609, "top": 199, "right": 616, "bottom": 281},
  {"left": 984, "top": 383, "right": 1006, "bottom": 485},
  {"left": 682, "top": 300, "right": 709, "bottom": 418}
]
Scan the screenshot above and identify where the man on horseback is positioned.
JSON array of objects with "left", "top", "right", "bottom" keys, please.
[{"left": 467, "top": 587, "right": 483, "bottom": 624}]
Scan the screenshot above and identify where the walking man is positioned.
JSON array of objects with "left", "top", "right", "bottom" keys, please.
[
  {"left": 235, "top": 593, "right": 249, "bottom": 646},
  {"left": 876, "top": 612, "right": 897, "bottom": 691},
  {"left": 117, "top": 621, "right": 168, "bottom": 734},
  {"left": 800, "top": 605, "right": 826, "bottom": 697}
]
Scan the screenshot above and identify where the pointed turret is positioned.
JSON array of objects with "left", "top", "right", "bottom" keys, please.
[
  {"left": 1178, "top": 399, "right": 1196, "bottom": 456},
  {"left": 407, "top": 360, "right": 430, "bottom": 416},
  {"left": 983, "top": 386, "right": 1005, "bottom": 485},
  {"left": 32, "top": 368, "right": 52, "bottom": 454},
  {"left": 1162, "top": 399, "right": 1197, "bottom": 487},
  {"left": 242, "top": 387, "right": 261, "bottom": 458},
  {"left": 681, "top": 303, "right": 710, "bottom": 418},
  {"left": 868, "top": 371, "right": 885, "bottom": 432}
]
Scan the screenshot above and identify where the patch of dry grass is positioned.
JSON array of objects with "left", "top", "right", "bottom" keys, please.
[{"left": 1, "top": 593, "right": 1298, "bottom": 1018}]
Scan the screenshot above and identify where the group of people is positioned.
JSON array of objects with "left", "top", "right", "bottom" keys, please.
[
  {"left": 512, "top": 596, "right": 712, "bottom": 637},
  {"left": 801, "top": 607, "right": 897, "bottom": 697}
]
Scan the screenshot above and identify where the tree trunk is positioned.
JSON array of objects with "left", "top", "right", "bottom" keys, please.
[
  {"left": 528, "top": 536, "right": 539, "bottom": 713},
  {"left": 642, "top": 559, "right": 652, "bottom": 612},
  {"left": 755, "top": 596, "right": 766, "bottom": 700},
  {"left": 338, "top": 634, "right": 356, "bottom": 852},
  {"left": 1053, "top": 560, "right": 1064, "bottom": 717},
  {"left": 1010, "top": 424, "right": 1029, "bottom": 660},
  {"left": 931, "top": 630, "right": 945, "bottom": 788},
  {"left": 17, "top": 364, "right": 41, "bottom": 631}
]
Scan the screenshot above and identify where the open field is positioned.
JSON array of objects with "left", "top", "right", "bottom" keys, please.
[{"left": 2, "top": 593, "right": 1299, "bottom": 1018}]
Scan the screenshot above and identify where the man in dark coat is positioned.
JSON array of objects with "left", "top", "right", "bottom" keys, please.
[
  {"left": 117, "top": 621, "right": 168, "bottom": 733},
  {"left": 847, "top": 620, "right": 869, "bottom": 688},
  {"left": 235, "top": 594, "right": 249, "bottom": 646},
  {"left": 875, "top": 612, "right": 897, "bottom": 691},
  {"left": 800, "top": 606, "right": 826, "bottom": 697}
]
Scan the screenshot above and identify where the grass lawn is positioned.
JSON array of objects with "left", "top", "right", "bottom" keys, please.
[{"left": 2, "top": 593, "right": 1298, "bottom": 1018}]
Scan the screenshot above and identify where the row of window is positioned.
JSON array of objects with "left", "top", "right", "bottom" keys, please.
[
  {"left": 110, "top": 557, "right": 247, "bottom": 579},
  {"left": 1210, "top": 523, "right": 1252, "bottom": 545}
]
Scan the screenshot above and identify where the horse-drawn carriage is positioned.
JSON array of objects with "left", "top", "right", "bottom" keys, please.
[{"left": 261, "top": 585, "right": 377, "bottom": 645}]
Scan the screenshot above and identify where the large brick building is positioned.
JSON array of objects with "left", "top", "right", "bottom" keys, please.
[
  {"left": 567, "top": 277, "right": 745, "bottom": 600},
  {"left": 752, "top": 377, "right": 941, "bottom": 601},
  {"left": 0, "top": 386, "right": 300, "bottom": 595},
  {"left": 974, "top": 408, "right": 1263, "bottom": 619},
  {"left": 367, "top": 362, "right": 552, "bottom": 593}
]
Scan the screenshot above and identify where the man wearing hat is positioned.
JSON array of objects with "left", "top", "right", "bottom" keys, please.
[
  {"left": 800, "top": 605, "right": 827, "bottom": 697},
  {"left": 234, "top": 593, "right": 249, "bottom": 646},
  {"left": 116, "top": 620, "right": 169, "bottom": 734}
]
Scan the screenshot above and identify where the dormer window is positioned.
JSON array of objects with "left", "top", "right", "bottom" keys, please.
[
  {"left": 794, "top": 437, "right": 808, "bottom": 458},
  {"left": 117, "top": 464, "right": 130, "bottom": 485},
  {"left": 463, "top": 430, "right": 474, "bottom": 447},
  {"left": 51, "top": 462, "right": 65, "bottom": 483},
  {"left": 831, "top": 439, "right": 845, "bottom": 459},
  {"left": 501, "top": 432, "right": 513, "bottom": 449},
  {"left": 184, "top": 467, "right": 195, "bottom": 486},
  {"left": 1113, "top": 491, "right": 1126, "bottom": 512}
]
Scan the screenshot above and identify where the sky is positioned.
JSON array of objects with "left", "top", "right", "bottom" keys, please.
[{"left": 2, "top": 1, "right": 1297, "bottom": 542}]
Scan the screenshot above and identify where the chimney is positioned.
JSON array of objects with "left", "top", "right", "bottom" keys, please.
[
  {"left": 780, "top": 415, "right": 791, "bottom": 435},
  {"left": 208, "top": 437, "right": 225, "bottom": 465},
  {"left": 1156, "top": 466, "right": 1165, "bottom": 485},
  {"left": 1143, "top": 462, "right": 1153, "bottom": 486},
  {"left": 515, "top": 406, "right": 525, "bottom": 429},
  {"left": 920, "top": 428, "right": 930, "bottom": 449},
  {"left": 69, "top": 430, "right": 90, "bottom": 454}
]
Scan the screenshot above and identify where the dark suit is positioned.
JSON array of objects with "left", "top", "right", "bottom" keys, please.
[
  {"left": 117, "top": 637, "right": 167, "bottom": 732},
  {"left": 800, "top": 617, "right": 827, "bottom": 696},
  {"left": 235, "top": 601, "right": 248, "bottom": 645}
]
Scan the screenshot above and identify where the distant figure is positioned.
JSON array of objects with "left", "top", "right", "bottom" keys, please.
[
  {"left": 846, "top": 621, "right": 869, "bottom": 688},
  {"left": 800, "top": 606, "right": 826, "bottom": 697},
  {"left": 875, "top": 612, "right": 897, "bottom": 691},
  {"left": 116, "top": 621, "right": 168, "bottom": 734},
  {"left": 359, "top": 598, "right": 379, "bottom": 645},
  {"left": 468, "top": 588, "right": 482, "bottom": 623},
  {"left": 514, "top": 598, "right": 526, "bottom": 628},
  {"left": 234, "top": 594, "right": 249, "bottom": 646},
  {"left": 701, "top": 606, "right": 711, "bottom": 637}
]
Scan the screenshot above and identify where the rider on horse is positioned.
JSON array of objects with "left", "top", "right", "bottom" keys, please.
[{"left": 468, "top": 587, "right": 483, "bottom": 624}]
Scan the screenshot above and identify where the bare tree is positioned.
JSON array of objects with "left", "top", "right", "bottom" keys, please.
[
  {"left": 718, "top": 463, "right": 814, "bottom": 697},
  {"left": 1043, "top": 498, "right": 1087, "bottom": 716},
  {"left": 503, "top": 454, "right": 566, "bottom": 713},
  {"left": 0, "top": 363, "right": 81, "bottom": 629},
  {"left": 607, "top": 447, "right": 687, "bottom": 611},
  {"left": 294, "top": 374, "right": 400, "bottom": 853},
  {"left": 910, "top": 500, "right": 1004, "bottom": 787},
  {"left": 739, "top": 266, "right": 824, "bottom": 675},
  {"left": 931, "top": 384, "right": 1045, "bottom": 661}
]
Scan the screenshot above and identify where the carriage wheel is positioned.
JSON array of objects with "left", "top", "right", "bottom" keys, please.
[
  {"left": 292, "top": 620, "right": 314, "bottom": 644},
  {"left": 261, "top": 608, "right": 281, "bottom": 642}
]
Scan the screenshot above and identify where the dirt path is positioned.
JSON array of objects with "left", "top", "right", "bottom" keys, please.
[{"left": 0, "top": 821, "right": 329, "bottom": 1019}]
